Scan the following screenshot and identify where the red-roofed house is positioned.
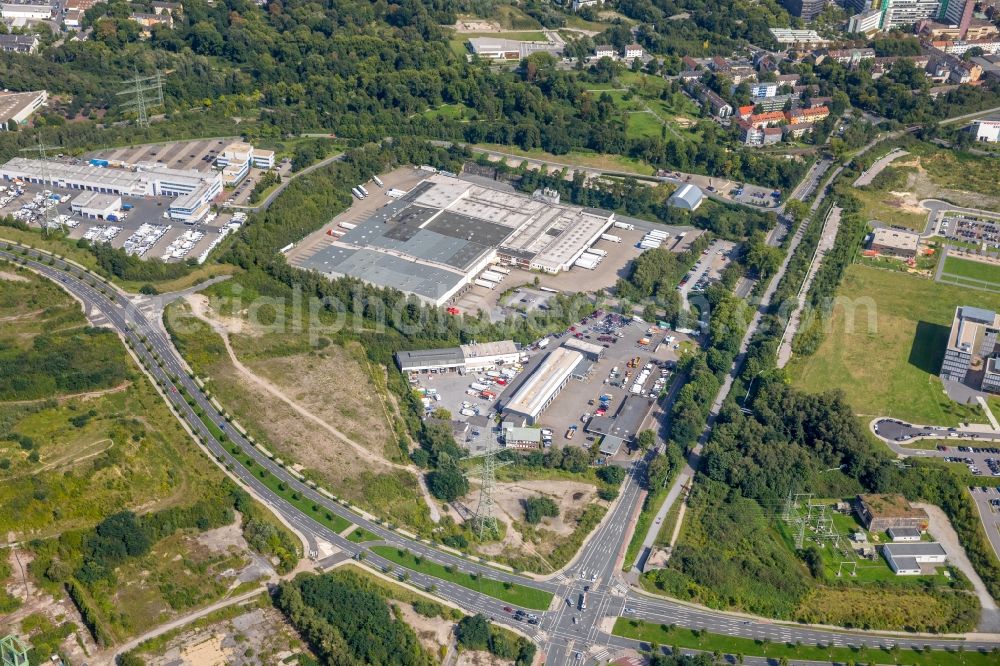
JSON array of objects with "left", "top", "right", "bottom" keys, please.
[{"left": 785, "top": 106, "right": 829, "bottom": 124}]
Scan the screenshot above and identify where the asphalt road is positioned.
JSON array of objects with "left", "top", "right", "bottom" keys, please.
[{"left": 5, "top": 243, "right": 1000, "bottom": 665}]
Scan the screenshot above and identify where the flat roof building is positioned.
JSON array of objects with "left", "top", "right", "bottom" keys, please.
[
  {"left": 0, "top": 90, "right": 46, "bottom": 130},
  {"left": 0, "top": 157, "right": 222, "bottom": 223},
  {"left": 584, "top": 394, "right": 654, "bottom": 443},
  {"left": 883, "top": 542, "right": 946, "bottom": 575},
  {"left": 467, "top": 37, "right": 562, "bottom": 60},
  {"left": 70, "top": 192, "right": 121, "bottom": 219},
  {"left": 972, "top": 115, "right": 1000, "bottom": 143},
  {"left": 887, "top": 526, "right": 922, "bottom": 541},
  {"left": 769, "top": 28, "right": 827, "bottom": 45},
  {"left": 562, "top": 337, "right": 604, "bottom": 360},
  {"left": 940, "top": 305, "right": 1000, "bottom": 391},
  {"left": 298, "top": 174, "right": 614, "bottom": 306},
  {"left": 501, "top": 348, "right": 583, "bottom": 425},
  {"left": 395, "top": 340, "right": 519, "bottom": 373},
  {"left": 668, "top": 184, "right": 705, "bottom": 211},
  {"left": 855, "top": 494, "right": 929, "bottom": 532},
  {"left": 870, "top": 227, "right": 919, "bottom": 258}
]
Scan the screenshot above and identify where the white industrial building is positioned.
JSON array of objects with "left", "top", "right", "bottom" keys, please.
[
  {"left": 467, "top": 37, "right": 562, "bottom": 61},
  {"left": 887, "top": 527, "right": 922, "bottom": 542},
  {"left": 882, "top": 542, "right": 947, "bottom": 575},
  {"left": 215, "top": 141, "right": 276, "bottom": 185},
  {"left": 0, "top": 2, "right": 52, "bottom": 22},
  {"left": 395, "top": 340, "right": 520, "bottom": 373},
  {"left": 0, "top": 90, "right": 46, "bottom": 130},
  {"left": 70, "top": 192, "right": 122, "bottom": 219},
  {"left": 501, "top": 347, "right": 584, "bottom": 425},
  {"left": 297, "top": 173, "right": 615, "bottom": 306},
  {"left": 668, "top": 184, "right": 705, "bottom": 211},
  {"left": 0, "top": 157, "right": 223, "bottom": 223},
  {"left": 972, "top": 115, "right": 1000, "bottom": 142}
]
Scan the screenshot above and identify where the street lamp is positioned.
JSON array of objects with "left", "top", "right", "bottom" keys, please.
[{"left": 742, "top": 369, "right": 769, "bottom": 406}]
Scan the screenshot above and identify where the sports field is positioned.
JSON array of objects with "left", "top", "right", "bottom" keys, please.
[
  {"left": 939, "top": 255, "right": 1000, "bottom": 293},
  {"left": 789, "top": 265, "right": 1000, "bottom": 426}
]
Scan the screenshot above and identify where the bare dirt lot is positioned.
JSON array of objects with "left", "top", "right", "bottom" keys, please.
[
  {"left": 463, "top": 478, "right": 604, "bottom": 567},
  {"left": 246, "top": 345, "right": 398, "bottom": 462},
  {"left": 3, "top": 548, "right": 98, "bottom": 665},
  {"left": 138, "top": 604, "right": 309, "bottom": 666},
  {"left": 174, "top": 298, "right": 433, "bottom": 527}
]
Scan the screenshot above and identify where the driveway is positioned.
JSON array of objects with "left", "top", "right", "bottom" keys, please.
[{"left": 913, "top": 502, "right": 1000, "bottom": 632}]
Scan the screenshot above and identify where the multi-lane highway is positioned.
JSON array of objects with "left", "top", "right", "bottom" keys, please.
[{"left": 5, "top": 241, "right": 1000, "bottom": 665}]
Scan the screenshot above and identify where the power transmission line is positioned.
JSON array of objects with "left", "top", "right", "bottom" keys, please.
[
  {"left": 466, "top": 427, "right": 512, "bottom": 541},
  {"left": 117, "top": 69, "right": 164, "bottom": 128},
  {"left": 19, "top": 138, "right": 62, "bottom": 232}
]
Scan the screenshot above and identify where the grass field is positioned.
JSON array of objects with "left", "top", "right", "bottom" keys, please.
[
  {"left": 789, "top": 265, "right": 1000, "bottom": 426},
  {"left": 371, "top": 545, "right": 553, "bottom": 610},
  {"left": 473, "top": 143, "right": 655, "bottom": 176},
  {"left": 853, "top": 187, "right": 928, "bottom": 230},
  {"left": 612, "top": 618, "right": 999, "bottom": 666},
  {"left": 165, "top": 286, "right": 431, "bottom": 532},
  {"left": 622, "top": 487, "right": 667, "bottom": 570},
  {"left": 941, "top": 256, "right": 1000, "bottom": 290}
]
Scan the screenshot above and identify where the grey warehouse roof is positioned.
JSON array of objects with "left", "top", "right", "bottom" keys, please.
[
  {"left": 301, "top": 245, "right": 464, "bottom": 302},
  {"left": 883, "top": 542, "right": 946, "bottom": 557},
  {"left": 396, "top": 347, "right": 465, "bottom": 370}
]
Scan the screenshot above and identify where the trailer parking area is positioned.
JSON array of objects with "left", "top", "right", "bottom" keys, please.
[
  {"left": 87, "top": 138, "right": 234, "bottom": 173},
  {"left": 287, "top": 166, "right": 433, "bottom": 269},
  {"left": 0, "top": 180, "right": 236, "bottom": 263}
]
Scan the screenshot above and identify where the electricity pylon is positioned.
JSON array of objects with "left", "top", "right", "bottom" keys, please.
[
  {"left": 1, "top": 635, "right": 30, "bottom": 666},
  {"left": 466, "top": 426, "right": 512, "bottom": 540},
  {"left": 19, "top": 138, "right": 62, "bottom": 231},
  {"left": 117, "top": 69, "right": 164, "bottom": 128}
]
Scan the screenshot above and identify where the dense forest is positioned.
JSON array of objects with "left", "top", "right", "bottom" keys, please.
[{"left": 276, "top": 572, "right": 436, "bottom": 666}]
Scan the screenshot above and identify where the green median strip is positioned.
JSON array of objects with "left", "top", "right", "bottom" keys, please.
[
  {"left": 248, "top": 458, "right": 351, "bottom": 533},
  {"left": 613, "top": 618, "right": 1000, "bottom": 665},
  {"left": 371, "top": 545, "right": 552, "bottom": 611},
  {"left": 348, "top": 526, "right": 380, "bottom": 543}
]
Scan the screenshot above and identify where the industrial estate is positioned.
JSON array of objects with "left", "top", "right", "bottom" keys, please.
[{"left": 3, "top": 0, "right": 1000, "bottom": 664}]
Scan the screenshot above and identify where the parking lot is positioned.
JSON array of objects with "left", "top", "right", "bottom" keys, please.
[
  {"left": 0, "top": 180, "right": 235, "bottom": 263},
  {"left": 678, "top": 239, "right": 736, "bottom": 310},
  {"left": 404, "top": 309, "right": 696, "bottom": 459},
  {"left": 937, "top": 211, "right": 1000, "bottom": 250},
  {"left": 87, "top": 138, "right": 230, "bottom": 173},
  {"left": 450, "top": 223, "right": 705, "bottom": 321},
  {"left": 969, "top": 486, "right": 1000, "bottom": 561}
]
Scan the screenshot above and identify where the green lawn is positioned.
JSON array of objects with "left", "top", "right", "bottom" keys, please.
[
  {"left": 612, "top": 618, "right": 1000, "bottom": 666},
  {"left": 853, "top": 187, "right": 928, "bottom": 230},
  {"left": 371, "top": 545, "right": 553, "bottom": 610},
  {"left": 348, "top": 526, "right": 381, "bottom": 543},
  {"left": 472, "top": 143, "right": 655, "bottom": 176},
  {"left": 941, "top": 256, "right": 1000, "bottom": 289},
  {"left": 627, "top": 112, "right": 665, "bottom": 140},
  {"left": 789, "top": 265, "right": 1000, "bottom": 426}
]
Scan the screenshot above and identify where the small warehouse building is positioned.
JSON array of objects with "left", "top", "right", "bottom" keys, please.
[
  {"left": 585, "top": 395, "right": 654, "bottom": 447},
  {"left": 870, "top": 228, "right": 919, "bottom": 259},
  {"left": 855, "top": 494, "right": 929, "bottom": 532},
  {"left": 500, "top": 347, "right": 583, "bottom": 425},
  {"left": 882, "top": 542, "right": 947, "bottom": 575},
  {"left": 667, "top": 184, "right": 705, "bottom": 211},
  {"left": 70, "top": 192, "right": 122, "bottom": 220},
  {"left": 502, "top": 423, "right": 542, "bottom": 449},
  {"left": 395, "top": 340, "right": 519, "bottom": 373},
  {"left": 887, "top": 526, "right": 922, "bottom": 542},
  {"left": 562, "top": 337, "right": 604, "bottom": 361}
]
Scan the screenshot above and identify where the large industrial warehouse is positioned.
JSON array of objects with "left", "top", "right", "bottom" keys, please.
[
  {"left": 296, "top": 174, "right": 616, "bottom": 306},
  {"left": 0, "top": 157, "right": 223, "bottom": 222}
]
